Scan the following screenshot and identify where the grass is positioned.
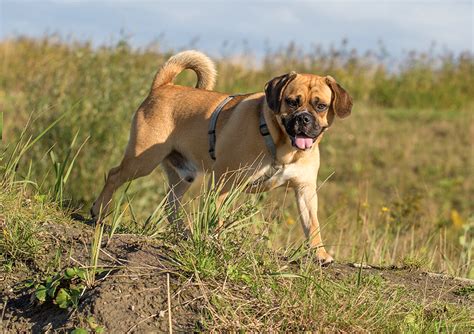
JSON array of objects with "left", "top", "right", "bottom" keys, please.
[
  {"left": 158, "top": 178, "right": 471, "bottom": 331},
  {"left": 1, "top": 169, "right": 472, "bottom": 331},
  {"left": 0, "top": 181, "right": 69, "bottom": 274},
  {"left": 0, "top": 36, "right": 473, "bottom": 331}
]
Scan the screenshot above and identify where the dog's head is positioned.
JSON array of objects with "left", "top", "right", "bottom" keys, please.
[{"left": 265, "top": 72, "right": 353, "bottom": 150}]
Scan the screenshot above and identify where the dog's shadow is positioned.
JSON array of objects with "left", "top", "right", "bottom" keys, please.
[{"left": 70, "top": 212, "right": 96, "bottom": 226}]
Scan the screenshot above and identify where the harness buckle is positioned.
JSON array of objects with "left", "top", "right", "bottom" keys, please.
[{"left": 259, "top": 123, "right": 270, "bottom": 136}]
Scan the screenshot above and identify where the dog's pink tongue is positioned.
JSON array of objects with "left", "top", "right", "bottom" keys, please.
[{"left": 295, "top": 136, "right": 313, "bottom": 150}]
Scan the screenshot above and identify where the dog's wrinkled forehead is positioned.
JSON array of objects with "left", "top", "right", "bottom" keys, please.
[
  {"left": 283, "top": 75, "right": 332, "bottom": 111},
  {"left": 265, "top": 73, "right": 332, "bottom": 114}
]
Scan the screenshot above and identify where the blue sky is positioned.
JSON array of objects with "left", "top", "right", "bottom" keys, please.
[{"left": 1, "top": 1, "right": 472, "bottom": 58}]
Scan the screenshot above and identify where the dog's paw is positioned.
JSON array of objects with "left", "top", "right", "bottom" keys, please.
[
  {"left": 315, "top": 249, "right": 334, "bottom": 266},
  {"left": 90, "top": 206, "right": 98, "bottom": 220},
  {"left": 90, "top": 206, "right": 103, "bottom": 224}
]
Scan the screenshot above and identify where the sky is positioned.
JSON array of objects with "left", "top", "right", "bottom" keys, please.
[{"left": 1, "top": 0, "right": 473, "bottom": 58}]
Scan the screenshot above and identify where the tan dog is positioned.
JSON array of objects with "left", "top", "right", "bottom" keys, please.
[{"left": 91, "top": 50, "right": 353, "bottom": 264}]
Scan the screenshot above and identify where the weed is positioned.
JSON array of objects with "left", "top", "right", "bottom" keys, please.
[
  {"left": 75, "top": 316, "right": 106, "bottom": 333},
  {"left": 401, "top": 254, "right": 430, "bottom": 271},
  {"left": 27, "top": 267, "right": 87, "bottom": 309},
  {"left": 27, "top": 266, "right": 108, "bottom": 310},
  {"left": 49, "top": 131, "right": 89, "bottom": 207},
  {"left": 85, "top": 222, "right": 104, "bottom": 287},
  {"left": 453, "top": 285, "right": 474, "bottom": 297},
  {"left": 0, "top": 216, "right": 43, "bottom": 267}
]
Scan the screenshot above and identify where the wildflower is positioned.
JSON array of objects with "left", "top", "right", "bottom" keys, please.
[
  {"left": 286, "top": 217, "right": 296, "bottom": 225},
  {"left": 450, "top": 209, "right": 464, "bottom": 228}
]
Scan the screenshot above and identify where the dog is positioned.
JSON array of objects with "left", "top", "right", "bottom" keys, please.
[{"left": 91, "top": 50, "right": 353, "bottom": 265}]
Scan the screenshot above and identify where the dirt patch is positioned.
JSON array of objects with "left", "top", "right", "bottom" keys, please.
[
  {"left": 325, "top": 263, "right": 473, "bottom": 307},
  {"left": 1, "top": 221, "right": 473, "bottom": 333},
  {"left": 80, "top": 270, "right": 201, "bottom": 333},
  {"left": 1, "top": 228, "right": 203, "bottom": 333}
]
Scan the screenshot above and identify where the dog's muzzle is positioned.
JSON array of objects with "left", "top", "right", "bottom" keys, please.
[{"left": 283, "top": 111, "right": 325, "bottom": 150}]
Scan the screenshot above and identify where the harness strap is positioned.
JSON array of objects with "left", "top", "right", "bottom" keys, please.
[
  {"left": 208, "top": 94, "right": 277, "bottom": 161},
  {"left": 208, "top": 95, "right": 236, "bottom": 160}
]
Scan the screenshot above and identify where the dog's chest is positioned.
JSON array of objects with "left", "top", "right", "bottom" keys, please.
[{"left": 247, "top": 163, "right": 302, "bottom": 192}]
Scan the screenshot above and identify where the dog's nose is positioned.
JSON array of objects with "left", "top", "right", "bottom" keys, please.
[{"left": 296, "top": 112, "right": 312, "bottom": 125}]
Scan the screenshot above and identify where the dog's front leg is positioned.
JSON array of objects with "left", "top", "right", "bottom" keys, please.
[{"left": 294, "top": 183, "right": 334, "bottom": 265}]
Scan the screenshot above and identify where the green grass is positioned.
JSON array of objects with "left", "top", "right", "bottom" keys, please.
[
  {"left": 0, "top": 36, "right": 472, "bottom": 331},
  {"left": 0, "top": 182, "right": 68, "bottom": 273}
]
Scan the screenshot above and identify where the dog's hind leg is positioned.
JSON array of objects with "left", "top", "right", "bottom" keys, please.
[{"left": 91, "top": 142, "right": 170, "bottom": 220}]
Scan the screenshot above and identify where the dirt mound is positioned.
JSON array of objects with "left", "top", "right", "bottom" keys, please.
[
  {"left": 1, "top": 221, "right": 473, "bottom": 333},
  {"left": 1, "top": 227, "right": 203, "bottom": 333}
]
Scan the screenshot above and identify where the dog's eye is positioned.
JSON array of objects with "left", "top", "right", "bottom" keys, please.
[
  {"left": 286, "top": 97, "right": 299, "bottom": 109},
  {"left": 316, "top": 103, "right": 328, "bottom": 111}
]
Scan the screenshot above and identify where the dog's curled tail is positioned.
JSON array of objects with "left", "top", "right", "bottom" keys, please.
[{"left": 152, "top": 50, "right": 217, "bottom": 91}]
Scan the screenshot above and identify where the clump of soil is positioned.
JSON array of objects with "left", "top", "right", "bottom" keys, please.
[{"left": 1, "top": 221, "right": 203, "bottom": 333}]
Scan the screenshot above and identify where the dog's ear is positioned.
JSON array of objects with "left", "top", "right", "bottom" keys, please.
[
  {"left": 264, "top": 71, "right": 297, "bottom": 113},
  {"left": 325, "top": 76, "right": 353, "bottom": 119}
]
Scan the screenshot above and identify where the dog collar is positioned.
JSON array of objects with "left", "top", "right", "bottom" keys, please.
[{"left": 208, "top": 95, "right": 277, "bottom": 161}]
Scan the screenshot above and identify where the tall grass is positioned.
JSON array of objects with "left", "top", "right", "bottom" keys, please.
[
  {"left": 0, "top": 36, "right": 472, "bottom": 278},
  {"left": 0, "top": 116, "right": 77, "bottom": 270}
]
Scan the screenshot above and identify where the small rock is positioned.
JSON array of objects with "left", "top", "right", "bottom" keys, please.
[{"left": 351, "top": 263, "right": 372, "bottom": 269}]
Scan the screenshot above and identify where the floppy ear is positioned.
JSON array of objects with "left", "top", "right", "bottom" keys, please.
[
  {"left": 325, "top": 76, "right": 353, "bottom": 119},
  {"left": 264, "top": 71, "right": 297, "bottom": 113}
]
